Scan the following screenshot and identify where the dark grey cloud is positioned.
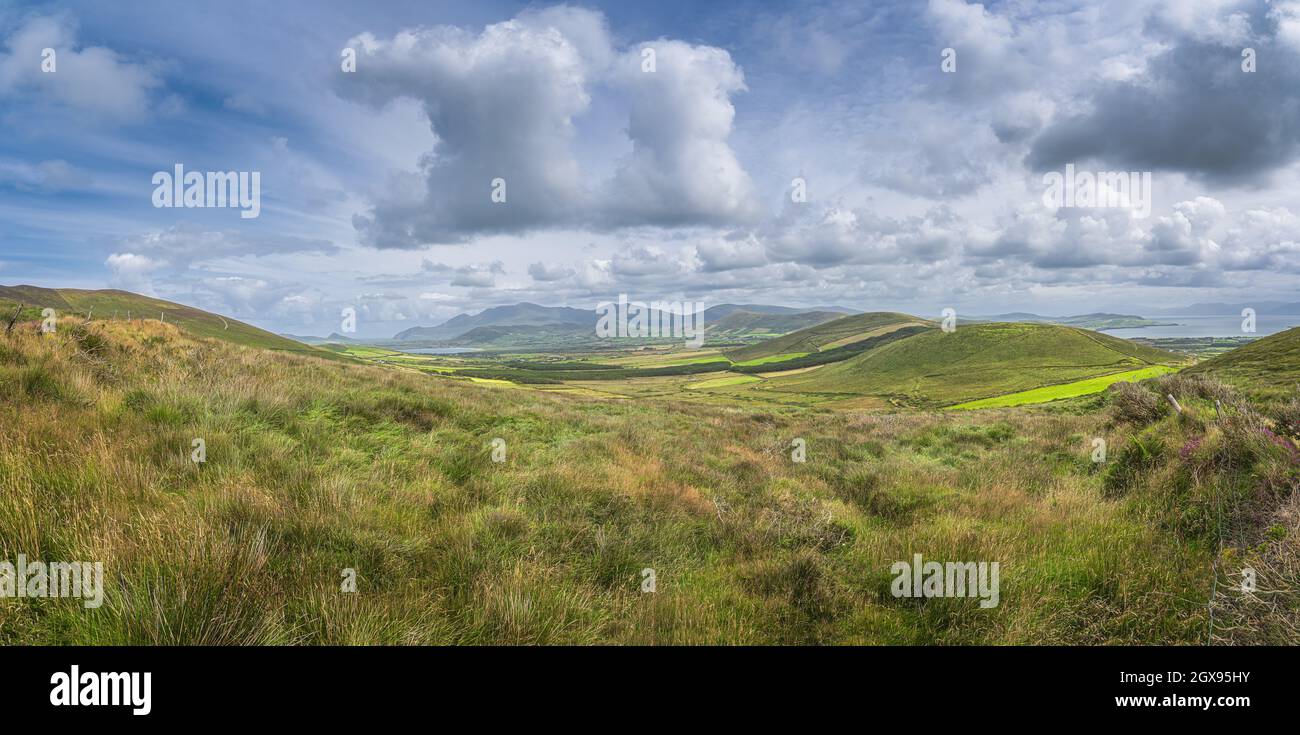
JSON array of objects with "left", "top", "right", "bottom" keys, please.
[{"left": 1028, "top": 10, "right": 1300, "bottom": 184}]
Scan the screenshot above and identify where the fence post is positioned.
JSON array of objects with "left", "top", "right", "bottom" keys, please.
[{"left": 5, "top": 303, "right": 22, "bottom": 335}]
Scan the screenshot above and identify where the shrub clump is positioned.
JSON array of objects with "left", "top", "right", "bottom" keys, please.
[
  {"left": 1152, "top": 373, "right": 1235, "bottom": 404},
  {"left": 1271, "top": 398, "right": 1300, "bottom": 441},
  {"left": 1107, "top": 381, "right": 1164, "bottom": 425}
]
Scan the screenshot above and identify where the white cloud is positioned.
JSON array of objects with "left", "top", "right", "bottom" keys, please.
[
  {"left": 694, "top": 235, "right": 767, "bottom": 272},
  {"left": 104, "top": 252, "right": 162, "bottom": 294},
  {"left": 0, "top": 14, "right": 161, "bottom": 121},
  {"left": 111, "top": 225, "right": 337, "bottom": 269},
  {"left": 0, "top": 158, "right": 86, "bottom": 192},
  {"left": 597, "top": 40, "right": 759, "bottom": 227},
  {"left": 336, "top": 7, "right": 757, "bottom": 246},
  {"left": 527, "top": 262, "right": 575, "bottom": 282}
]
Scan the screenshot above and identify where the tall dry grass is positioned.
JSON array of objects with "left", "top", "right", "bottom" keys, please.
[{"left": 0, "top": 318, "right": 1292, "bottom": 644}]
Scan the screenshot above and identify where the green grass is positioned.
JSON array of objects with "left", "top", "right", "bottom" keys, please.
[
  {"left": 658, "top": 355, "right": 732, "bottom": 367},
  {"left": 733, "top": 352, "right": 809, "bottom": 366},
  {"left": 769, "top": 322, "right": 1186, "bottom": 407},
  {"left": 724, "top": 312, "right": 930, "bottom": 363},
  {"left": 1, "top": 312, "right": 1293, "bottom": 645},
  {"left": 686, "top": 374, "right": 762, "bottom": 390},
  {"left": 1185, "top": 326, "right": 1300, "bottom": 398},
  {"left": 947, "top": 365, "right": 1179, "bottom": 410},
  {"left": 0, "top": 284, "right": 344, "bottom": 361}
]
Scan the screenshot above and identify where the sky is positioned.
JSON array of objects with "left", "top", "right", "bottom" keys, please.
[{"left": 1, "top": 0, "right": 1298, "bottom": 337}]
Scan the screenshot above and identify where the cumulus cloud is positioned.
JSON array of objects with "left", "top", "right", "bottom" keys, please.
[
  {"left": 925, "top": 0, "right": 1034, "bottom": 100},
  {"left": 610, "top": 245, "right": 686, "bottom": 277},
  {"left": 527, "top": 261, "right": 575, "bottom": 282},
  {"left": 110, "top": 225, "right": 337, "bottom": 268},
  {"left": 596, "top": 40, "right": 759, "bottom": 227},
  {"left": 965, "top": 193, "right": 1300, "bottom": 279},
  {"left": 105, "top": 225, "right": 338, "bottom": 292},
  {"left": 335, "top": 7, "right": 757, "bottom": 247},
  {"left": 0, "top": 14, "right": 161, "bottom": 120},
  {"left": 358, "top": 259, "right": 507, "bottom": 288},
  {"left": 1028, "top": 2, "right": 1300, "bottom": 183},
  {"left": 694, "top": 235, "right": 767, "bottom": 272},
  {"left": 435, "top": 260, "right": 506, "bottom": 288},
  {"left": 762, "top": 201, "right": 963, "bottom": 267},
  {"left": 104, "top": 252, "right": 163, "bottom": 294},
  {"left": 336, "top": 8, "right": 596, "bottom": 246}
]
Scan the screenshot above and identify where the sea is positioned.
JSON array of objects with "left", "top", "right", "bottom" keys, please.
[
  {"left": 1109, "top": 315, "right": 1300, "bottom": 339},
  {"left": 399, "top": 347, "right": 483, "bottom": 355}
]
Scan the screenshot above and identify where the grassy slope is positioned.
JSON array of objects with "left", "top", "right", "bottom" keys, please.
[
  {"left": 767, "top": 322, "right": 1185, "bottom": 407},
  {"left": 707, "top": 310, "right": 843, "bottom": 337},
  {"left": 724, "top": 312, "right": 931, "bottom": 363},
  {"left": 947, "top": 365, "right": 1178, "bottom": 410},
  {"left": 0, "top": 284, "right": 343, "bottom": 361},
  {"left": 0, "top": 318, "right": 1226, "bottom": 644},
  {"left": 1186, "top": 326, "right": 1300, "bottom": 398}
]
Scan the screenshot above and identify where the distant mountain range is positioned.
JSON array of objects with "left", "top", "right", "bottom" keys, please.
[
  {"left": 391, "top": 302, "right": 858, "bottom": 343},
  {"left": 279, "top": 300, "right": 1300, "bottom": 346},
  {"left": 394, "top": 302, "right": 594, "bottom": 341},
  {"left": 1142, "top": 302, "right": 1300, "bottom": 316},
  {"left": 281, "top": 332, "right": 360, "bottom": 345}
]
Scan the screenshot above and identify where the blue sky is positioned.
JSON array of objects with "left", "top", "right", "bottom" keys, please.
[{"left": 1, "top": 0, "right": 1298, "bottom": 337}]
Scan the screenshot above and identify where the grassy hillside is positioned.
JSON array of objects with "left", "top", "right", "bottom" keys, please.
[
  {"left": 707, "top": 309, "right": 843, "bottom": 337},
  {"left": 4, "top": 316, "right": 1280, "bottom": 644},
  {"left": 767, "top": 322, "right": 1185, "bottom": 407},
  {"left": 724, "top": 312, "right": 931, "bottom": 363},
  {"left": 0, "top": 284, "right": 341, "bottom": 360},
  {"left": 1099, "top": 373, "right": 1300, "bottom": 644},
  {"left": 1186, "top": 326, "right": 1300, "bottom": 398},
  {"left": 947, "top": 365, "right": 1178, "bottom": 410}
]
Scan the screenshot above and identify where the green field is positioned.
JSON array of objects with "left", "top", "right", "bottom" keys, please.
[
  {"left": 732, "top": 352, "right": 809, "bottom": 366},
  {"left": 723, "top": 312, "right": 929, "bottom": 363},
  {"left": 767, "top": 322, "right": 1185, "bottom": 407},
  {"left": 2, "top": 293, "right": 1295, "bottom": 646},
  {"left": 686, "top": 374, "right": 762, "bottom": 390},
  {"left": 947, "top": 365, "right": 1179, "bottom": 410}
]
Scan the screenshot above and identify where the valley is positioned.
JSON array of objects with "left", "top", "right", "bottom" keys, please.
[{"left": 2, "top": 287, "right": 1297, "bottom": 645}]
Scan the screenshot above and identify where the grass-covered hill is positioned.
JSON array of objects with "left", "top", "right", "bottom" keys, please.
[
  {"left": 0, "top": 284, "right": 339, "bottom": 360},
  {"left": 706, "top": 309, "right": 844, "bottom": 338},
  {"left": 724, "top": 312, "right": 931, "bottom": 363},
  {"left": 6, "top": 315, "right": 1292, "bottom": 644},
  {"left": 1186, "top": 326, "right": 1300, "bottom": 398},
  {"left": 766, "top": 322, "right": 1186, "bottom": 407}
]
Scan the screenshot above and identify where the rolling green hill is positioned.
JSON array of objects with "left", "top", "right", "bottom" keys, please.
[
  {"left": 765, "top": 322, "right": 1185, "bottom": 407},
  {"left": 723, "top": 312, "right": 931, "bottom": 363},
  {"left": 706, "top": 309, "right": 843, "bottom": 337},
  {"left": 5, "top": 314, "right": 1270, "bottom": 645},
  {"left": 1185, "top": 326, "right": 1300, "bottom": 396},
  {"left": 0, "top": 284, "right": 341, "bottom": 360}
]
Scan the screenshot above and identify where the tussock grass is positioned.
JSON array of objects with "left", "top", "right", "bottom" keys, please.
[
  {"left": 1102, "top": 374, "right": 1300, "bottom": 643},
  {"left": 0, "top": 319, "right": 1292, "bottom": 644}
]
